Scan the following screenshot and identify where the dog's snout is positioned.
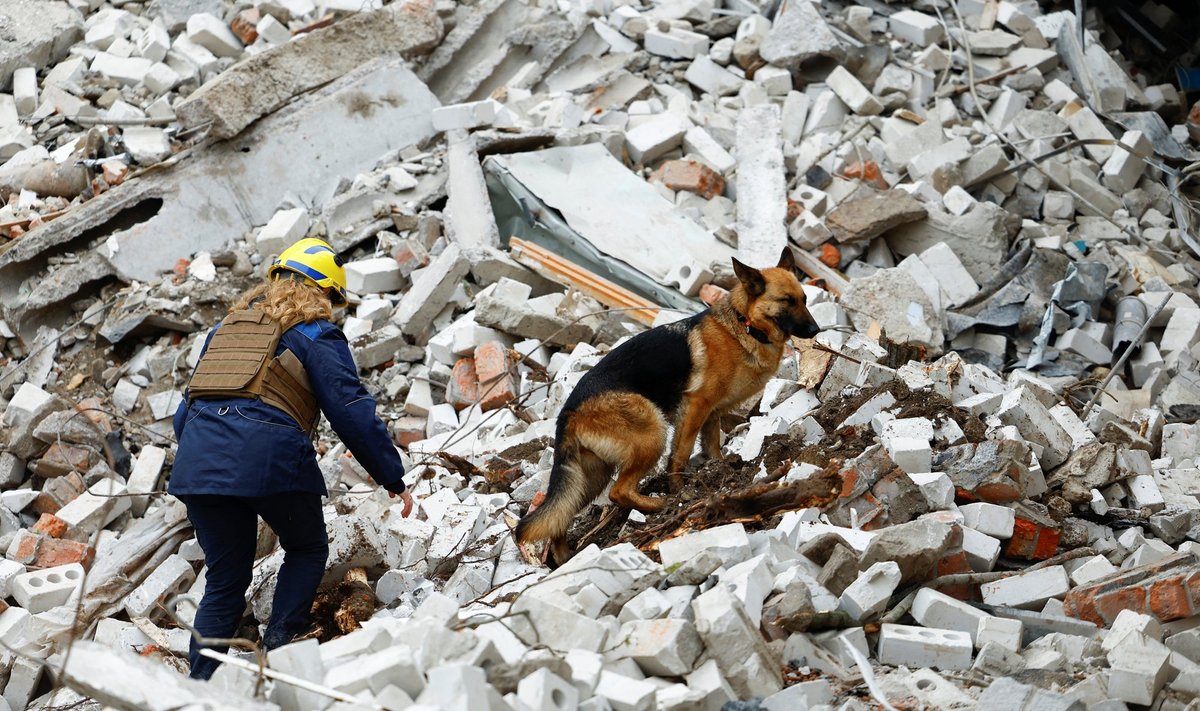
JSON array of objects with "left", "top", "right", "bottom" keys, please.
[{"left": 793, "top": 319, "right": 820, "bottom": 339}]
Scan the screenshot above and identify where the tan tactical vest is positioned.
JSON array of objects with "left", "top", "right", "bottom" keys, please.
[{"left": 187, "top": 309, "right": 320, "bottom": 434}]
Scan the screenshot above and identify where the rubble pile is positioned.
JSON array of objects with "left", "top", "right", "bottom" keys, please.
[{"left": 2, "top": 0, "right": 1200, "bottom": 708}]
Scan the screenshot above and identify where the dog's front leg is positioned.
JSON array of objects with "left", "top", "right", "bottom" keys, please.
[
  {"left": 668, "top": 402, "right": 712, "bottom": 489},
  {"left": 700, "top": 410, "right": 723, "bottom": 459}
]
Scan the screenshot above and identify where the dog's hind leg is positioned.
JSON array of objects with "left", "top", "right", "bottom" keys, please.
[
  {"left": 572, "top": 393, "right": 669, "bottom": 514},
  {"left": 546, "top": 448, "right": 610, "bottom": 566}
]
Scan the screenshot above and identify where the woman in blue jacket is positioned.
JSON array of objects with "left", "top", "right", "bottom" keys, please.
[{"left": 171, "top": 237, "right": 413, "bottom": 680}]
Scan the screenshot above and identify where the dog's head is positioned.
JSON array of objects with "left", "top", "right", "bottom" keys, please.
[{"left": 730, "top": 248, "right": 820, "bottom": 342}]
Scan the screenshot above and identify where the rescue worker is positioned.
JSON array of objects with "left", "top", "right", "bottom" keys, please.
[{"left": 170, "top": 237, "right": 413, "bottom": 680}]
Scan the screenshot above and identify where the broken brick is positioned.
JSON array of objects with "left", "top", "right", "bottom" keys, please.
[
  {"left": 649, "top": 159, "right": 726, "bottom": 199},
  {"left": 474, "top": 341, "right": 518, "bottom": 412}
]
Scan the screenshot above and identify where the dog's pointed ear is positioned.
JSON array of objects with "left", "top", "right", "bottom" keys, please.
[
  {"left": 731, "top": 257, "right": 765, "bottom": 296},
  {"left": 777, "top": 247, "right": 797, "bottom": 273}
]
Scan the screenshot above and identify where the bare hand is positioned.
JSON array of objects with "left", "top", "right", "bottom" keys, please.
[{"left": 397, "top": 490, "right": 414, "bottom": 517}]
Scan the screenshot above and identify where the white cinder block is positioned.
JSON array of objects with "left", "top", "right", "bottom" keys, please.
[
  {"left": 1107, "top": 634, "right": 1170, "bottom": 706},
  {"left": 257, "top": 207, "right": 310, "bottom": 256},
  {"left": 0, "top": 559, "right": 27, "bottom": 599},
  {"left": 685, "top": 55, "right": 744, "bottom": 97},
  {"left": 13, "top": 68, "right": 37, "bottom": 117},
  {"left": 683, "top": 126, "right": 736, "bottom": 174},
  {"left": 345, "top": 257, "right": 404, "bottom": 294},
  {"left": 961, "top": 526, "right": 1001, "bottom": 572},
  {"left": 976, "top": 616, "right": 1023, "bottom": 652},
  {"left": 625, "top": 113, "right": 687, "bottom": 164},
  {"left": 55, "top": 478, "right": 131, "bottom": 533},
  {"left": 878, "top": 623, "right": 973, "bottom": 670},
  {"left": 595, "top": 670, "right": 657, "bottom": 711},
  {"left": 1069, "top": 555, "right": 1117, "bottom": 586},
  {"left": 980, "top": 566, "right": 1070, "bottom": 610},
  {"left": 644, "top": 28, "right": 709, "bottom": 59},
  {"left": 186, "top": 13, "right": 244, "bottom": 58},
  {"left": 1125, "top": 475, "right": 1165, "bottom": 512},
  {"left": 2, "top": 382, "right": 54, "bottom": 429},
  {"left": 958, "top": 502, "right": 1015, "bottom": 538},
  {"left": 911, "top": 588, "right": 991, "bottom": 642},
  {"left": 659, "top": 523, "right": 751, "bottom": 569},
  {"left": 1102, "top": 130, "right": 1153, "bottom": 194},
  {"left": 124, "top": 554, "right": 196, "bottom": 619},
  {"left": 1058, "top": 328, "right": 1112, "bottom": 364},
  {"left": 257, "top": 14, "right": 292, "bottom": 45},
  {"left": 142, "top": 62, "right": 180, "bottom": 94},
  {"left": 824, "top": 66, "right": 883, "bottom": 116},
  {"left": 890, "top": 10, "right": 945, "bottom": 45},
  {"left": 618, "top": 618, "right": 703, "bottom": 676},
  {"left": 919, "top": 242, "right": 979, "bottom": 307},
  {"left": 754, "top": 65, "right": 793, "bottom": 96},
  {"left": 886, "top": 436, "right": 931, "bottom": 474},
  {"left": 995, "top": 386, "right": 1072, "bottom": 469},
  {"left": 839, "top": 561, "right": 901, "bottom": 622},
  {"left": 432, "top": 100, "right": 498, "bottom": 131},
  {"left": 1159, "top": 308, "right": 1200, "bottom": 353},
  {"left": 11, "top": 564, "right": 85, "bottom": 613},
  {"left": 90, "top": 53, "right": 153, "bottom": 86},
  {"left": 518, "top": 667, "right": 579, "bottom": 711}
]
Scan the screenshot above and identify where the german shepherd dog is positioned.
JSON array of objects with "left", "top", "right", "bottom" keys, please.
[{"left": 515, "top": 248, "right": 820, "bottom": 565}]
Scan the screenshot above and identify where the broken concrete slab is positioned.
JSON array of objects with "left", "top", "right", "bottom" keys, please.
[
  {"left": 0, "top": 0, "right": 84, "bottom": 90},
  {"left": 826, "top": 190, "right": 927, "bottom": 243},
  {"left": 886, "top": 200, "right": 1020, "bottom": 285},
  {"left": 759, "top": 0, "right": 845, "bottom": 78},
  {"left": 176, "top": 2, "right": 443, "bottom": 139},
  {"left": 736, "top": 104, "right": 787, "bottom": 268},
  {"left": 102, "top": 58, "right": 438, "bottom": 283},
  {"left": 840, "top": 267, "right": 946, "bottom": 350}
]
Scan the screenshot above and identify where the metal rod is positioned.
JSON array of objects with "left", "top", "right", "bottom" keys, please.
[
  {"left": 196, "top": 649, "right": 388, "bottom": 710},
  {"left": 1082, "top": 293, "right": 1171, "bottom": 418}
]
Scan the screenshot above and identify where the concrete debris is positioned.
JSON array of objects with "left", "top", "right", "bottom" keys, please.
[{"left": 0, "top": 0, "right": 1199, "bottom": 708}]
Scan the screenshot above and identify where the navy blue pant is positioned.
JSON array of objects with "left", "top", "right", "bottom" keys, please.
[{"left": 179, "top": 492, "right": 328, "bottom": 680}]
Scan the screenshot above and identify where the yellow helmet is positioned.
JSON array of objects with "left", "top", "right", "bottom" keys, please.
[{"left": 268, "top": 238, "right": 348, "bottom": 305}]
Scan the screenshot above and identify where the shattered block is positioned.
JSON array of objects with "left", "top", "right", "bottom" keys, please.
[
  {"left": 649, "top": 159, "right": 725, "bottom": 199},
  {"left": 691, "top": 585, "right": 783, "bottom": 698},
  {"left": 825, "top": 191, "right": 927, "bottom": 243},
  {"left": 936, "top": 440, "right": 1033, "bottom": 503}
]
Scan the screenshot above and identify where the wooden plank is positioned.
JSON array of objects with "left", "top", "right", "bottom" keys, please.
[
  {"left": 508, "top": 237, "right": 662, "bottom": 326},
  {"left": 789, "top": 245, "right": 850, "bottom": 295}
]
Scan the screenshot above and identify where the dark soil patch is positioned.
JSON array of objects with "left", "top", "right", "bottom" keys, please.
[{"left": 812, "top": 380, "right": 987, "bottom": 443}]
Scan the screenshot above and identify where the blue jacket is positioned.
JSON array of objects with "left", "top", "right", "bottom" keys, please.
[{"left": 170, "top": 318, "right": 406, "bottom": 497}]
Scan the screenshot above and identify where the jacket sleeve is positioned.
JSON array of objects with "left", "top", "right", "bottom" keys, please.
[
  {"left": 304, "top": 325, "right": 407, "bottom": 493},
  {"left": 174, "top": 326, "right": 219, "bottom": 441}
]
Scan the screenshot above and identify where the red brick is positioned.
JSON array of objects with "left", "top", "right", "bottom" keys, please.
[
  {"left": 1005, "top": 518, "right": 1060, "bottom": 561},
  {"left": 474, "top": 342, "right": 518, "bottom": 412},
  {"left": 1148, "top": 577, "right": 1191, "bottom": 622},
  {"left": 699, "top": 284, "right": 728, "bottom": 306},
  {"left": 8, "top": 531, "right": 38, "bottom": 565},
  {"left": 35, "top": 442, "right": 92, "bottom": 478},
  {"left": 6, "top": 531, "right": 95, "bottom": 569},
  {"left": 391, "top": 415, "right": 427, "bottom": 448},
  {"left": 649, "top": 159, "right": 726, "bottom": 199},
  {"left": 446, "top": 357, "right": 479, "bottom": 410},
  {"left": 31, "top": 472, "right": 86, "bottom": 514},
  {"left": 32, "top": 513, "right": 68, "bottom": 539},
  {"left": 1095, "top": 587, "right": 1146, "bottom": 625},
  {"left": 36, "top": 538, "right": 94, "bottom": 569},
  {"left": 230, "top": 8, "right": 260, "bottom": 44}
]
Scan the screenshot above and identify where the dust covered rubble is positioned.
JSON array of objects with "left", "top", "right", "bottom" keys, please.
[{"left": 2, "top": 0, "right": 1200, "bottom": 709}]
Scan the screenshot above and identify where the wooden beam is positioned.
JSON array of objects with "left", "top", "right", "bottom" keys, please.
[{"left": 508, "top": 237, "right": 662, "bottom": 326}]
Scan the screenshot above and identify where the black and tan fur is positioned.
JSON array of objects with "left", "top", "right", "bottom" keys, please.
[{"left": 515, "top": 249, "right": 820, "bottom": 566}]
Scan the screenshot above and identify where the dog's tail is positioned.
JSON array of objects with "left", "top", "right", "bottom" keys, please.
[{"left": 515, "top": 419, "right": 610, "bottom": 561}]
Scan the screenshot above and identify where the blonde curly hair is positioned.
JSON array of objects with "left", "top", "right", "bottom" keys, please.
[{"left": 232, "top": 276, "right": 332, "bottom": 324}]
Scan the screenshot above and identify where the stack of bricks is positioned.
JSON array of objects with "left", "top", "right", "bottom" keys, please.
[{"left": 1064, "top": 552, "right": 1200, "bottom": 625}]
